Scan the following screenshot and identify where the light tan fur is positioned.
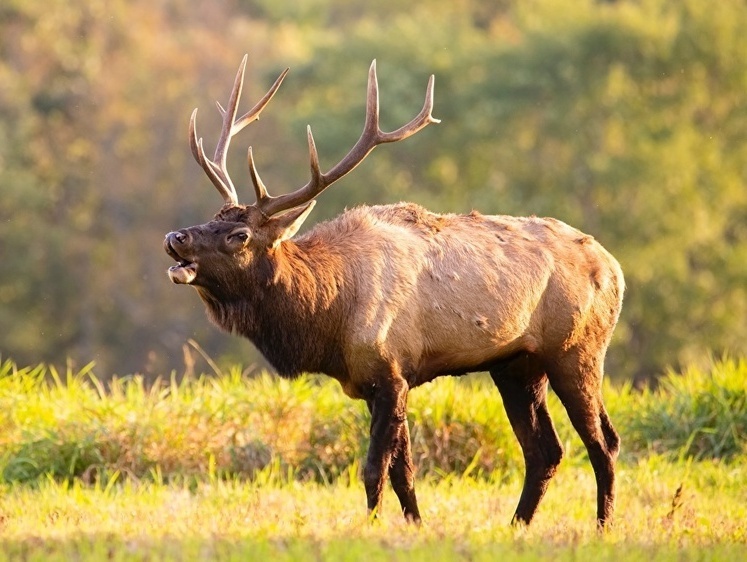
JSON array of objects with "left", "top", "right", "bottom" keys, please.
[{"left": 299, "top": 203, "right": 623, "bottom": 398}]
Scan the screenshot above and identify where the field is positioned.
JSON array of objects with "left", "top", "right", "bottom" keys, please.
[{"left": 0, "top": 358, "right": 745, "bottom": 560}]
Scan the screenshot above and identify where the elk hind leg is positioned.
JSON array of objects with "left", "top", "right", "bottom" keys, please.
[
  {"left": 547, "top": 351, "right": 620, "bottom": 528},
  {"left": 490, "top": 354, "right": 564, "bottom": 526}
]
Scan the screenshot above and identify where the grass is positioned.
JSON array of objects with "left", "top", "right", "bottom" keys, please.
[
  {"left": 0, "top": 459, "right": 744, "bottom": 560},
  {"left": 0, "top": 356, "right": 745, "bottom": 559},
  {"left": 1, "top": 357, "right": 745, "bottom": 484}
]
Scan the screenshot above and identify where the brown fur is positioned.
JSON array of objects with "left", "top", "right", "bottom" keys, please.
[{"left": 165, "top": 200, "right": 624, "bottom": 527}]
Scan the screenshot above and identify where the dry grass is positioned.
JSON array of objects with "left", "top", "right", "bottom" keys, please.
[{"left": 0, "top": 458, "right": 744, "bottom": 560}]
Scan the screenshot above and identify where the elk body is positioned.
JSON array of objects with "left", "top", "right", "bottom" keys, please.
[{"left": 164, "top": 57, "right": 624, "bottom": 527}]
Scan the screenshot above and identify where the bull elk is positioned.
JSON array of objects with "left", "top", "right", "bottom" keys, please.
[{"left": 164, "top": 56, "right": 624, "bottom": 527}]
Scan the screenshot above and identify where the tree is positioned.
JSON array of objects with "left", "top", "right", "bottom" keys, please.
[{"left": 1, "top": 0, "right": 745, "bottom": 381}]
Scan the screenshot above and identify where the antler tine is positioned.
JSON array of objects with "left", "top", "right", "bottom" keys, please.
[
  {"left": 189, "top": 55, "right": 288, "bottom": 207},
  {"left": 190, "top": 108, "right": 237, "bottom": 205},
  {"left": 247, "top": 127, "right": 323, "bottom": 218},
  {"left": 362, "top": 59, "right": 381, "bottom": 137},
  {"left": 255, "top": 60, "right": 439, "bottom": 218},
  {"left": 232, "top": 68, "right": 289, "bottom": 134},
  {"left": 247, "top": 146, "right": 269, "bottom": 203},
  {"left": 380, "top": 73, "right": 440, "bottom": 142}
]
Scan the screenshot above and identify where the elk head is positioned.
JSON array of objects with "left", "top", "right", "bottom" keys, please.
[{"left": 164, "top": 56, "right": 439, "bottom": 294}]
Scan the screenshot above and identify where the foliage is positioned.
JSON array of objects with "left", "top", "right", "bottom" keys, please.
[
  {"left": 0, "top": 357, "right": 744, "bottom": 486},
  {"left": 1, "top": 0, "right": 746, "bottom": 380},
  {"left": 613, "top": 357, "right": 747, "bottom": 461}
]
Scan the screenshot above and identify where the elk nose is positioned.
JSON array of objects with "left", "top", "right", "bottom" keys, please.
[{"left": 167, "top": 231, "right": 187, "bottom": 245}]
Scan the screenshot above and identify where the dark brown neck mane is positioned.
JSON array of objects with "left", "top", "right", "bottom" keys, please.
[{"left": 197, "top": 238, "right": 349, "bottom": 378}]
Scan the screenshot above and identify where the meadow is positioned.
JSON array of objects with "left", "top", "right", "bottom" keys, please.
[{"left": 0, "top": 357, "right": 745, "bottom": 560}]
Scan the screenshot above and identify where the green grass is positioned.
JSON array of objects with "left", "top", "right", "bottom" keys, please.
[
  {"left": 1, "top": 357, "right": 745, "bottom": 483},
  {"left": 0, "top": 357, "right": 745, "bottom": 560}
]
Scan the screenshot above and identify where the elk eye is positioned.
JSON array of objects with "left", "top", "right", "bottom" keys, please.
[{"left": 229, "top": 231, "right": 250, "bottom": 243}]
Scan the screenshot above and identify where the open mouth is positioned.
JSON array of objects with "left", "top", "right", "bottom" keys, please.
[
  {"left": 165, "top": 238, "right": 198, "bottom": 285},
  {"left": 168, "top": 261, "right": 197, "bottom": 285}
]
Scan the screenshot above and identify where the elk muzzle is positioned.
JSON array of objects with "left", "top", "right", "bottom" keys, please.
[{"left": 164, "top": 231, "right": 198, "bottom": 284}]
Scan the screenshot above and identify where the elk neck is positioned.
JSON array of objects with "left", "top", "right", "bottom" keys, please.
[{"left": 197, "top": 236, "right": 349, "bottom": 379}]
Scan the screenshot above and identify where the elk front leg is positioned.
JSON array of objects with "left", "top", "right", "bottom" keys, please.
[{"left": 363, "top": 376, "right": 419, "bottom": 522}]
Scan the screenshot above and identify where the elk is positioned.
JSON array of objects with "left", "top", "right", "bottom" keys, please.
[{"left": 164, "top": 56, "right": 624, "bottom": 528}]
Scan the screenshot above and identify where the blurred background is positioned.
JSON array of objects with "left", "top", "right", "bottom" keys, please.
[{"left": 0, "top": 0, "right": 745, "bottom": 383}]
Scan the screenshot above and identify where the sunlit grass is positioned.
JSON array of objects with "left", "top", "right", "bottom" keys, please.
[
  {"left": 0, "top": 357, "right": 744, "bottom": 559},
  {"left": 0, "top": 357, "right": 744, "bottom": 484},
  {"left": 0, "top": 460, "right": 744, "bottom": 560}
]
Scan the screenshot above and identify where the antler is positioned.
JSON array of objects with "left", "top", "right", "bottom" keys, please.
[
  {"left": 249, "top": 60, "right": 439, "bottom": 218},
  {"left": 189, "top": 55, "right": 289, "bottom": 206},
  {"left": 190, "top": 57, "right": 438, "bottom": 215}
]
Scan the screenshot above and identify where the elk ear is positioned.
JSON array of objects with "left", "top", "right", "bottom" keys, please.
[{"left": 268, "top": 200, "right": 316, "bottom": 247}]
